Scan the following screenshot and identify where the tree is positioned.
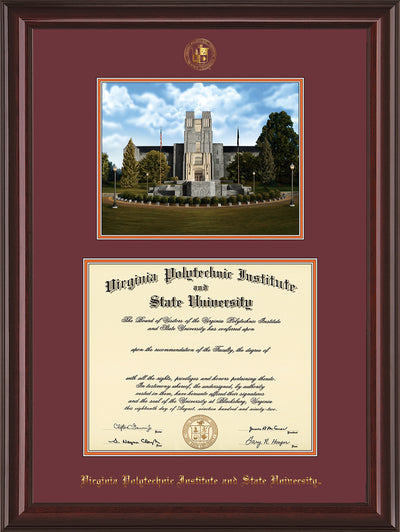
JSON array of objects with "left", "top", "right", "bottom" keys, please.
[
  {"left": 226, "top": 152, "right": 258, "bottom": 183},
  {"left": 120, "top": 138, "right": 139, "bottom": 188},
  {"left": 257, "top": 111, "right": 299, "bottom": 184},
  {"left": 138, "top": 150, "right": 170, "bottom": 185},
  {"left": 101, "top": 152, "right": 110, "bottom": 183},
  {"left": 258, "top": 137, "right": 276, "bottom": 186}
]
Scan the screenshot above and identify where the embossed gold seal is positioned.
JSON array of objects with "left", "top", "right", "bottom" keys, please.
[
  {"left": 184, "top": 38, "right": 216, "bottom": 71},
  {"left": 182, "top": 415, "right": 218, "bottom": 449}
]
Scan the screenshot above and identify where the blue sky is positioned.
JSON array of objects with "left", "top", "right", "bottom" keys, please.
[{"left": 101, "top": 80, "right": 300, "bottom": 168}]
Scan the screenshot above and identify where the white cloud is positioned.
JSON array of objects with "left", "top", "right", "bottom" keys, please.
[
  {"left": 263, "top": 84, "right": 299, "bottom": 124},
  {"left": 102, "top": 85, "right": 137, "bottom": 115},
  {"left": 123, "top": 83, "right": 246, "bottom": 146},
  {"left": 103, "top": 120, "right": 122, "bottom": 129},
  {"left": 103, "top": 133, "right": 129, "bottom": 148},
  {"left": 165, "top": 83, "right": 242, "bottom": 115},
  {"left": 127, "top": 92, "right": 176, "bottom": 130},
  {"left": 102, "top": 133, "right": 131, "bottom": 164},
  {"left": 101, "top": 81, "right": 300, "bottom": 166}
]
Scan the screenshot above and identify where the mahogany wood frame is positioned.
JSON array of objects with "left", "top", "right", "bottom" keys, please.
[{"left": 0, "top": 0, "right": 399, "bottom": 530}]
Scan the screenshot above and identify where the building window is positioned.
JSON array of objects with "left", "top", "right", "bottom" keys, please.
[
  {"left": 196, "top": 142, "right": 201, "bottom": 152},
  {"left": 186, "top": 118, "right": 193, "bottom": 127},
  {"left": 195, "top": 119, "right": 202, "bottom": 132},
  {"left": 194, "top": 156, "right": 202, "bottom": 165}
]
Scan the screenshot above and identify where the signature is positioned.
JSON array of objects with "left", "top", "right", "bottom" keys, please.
[
  {"left": 113, "top": 422, "right": 162, "bottom": 434},
  {"left": 249, "top": 425, "right": 288, "bottom": 433},
  {"left": 108, "top": 437, "right": 162, "bottom": 448},
  {"left": 245, "top": 435, "right": 291, "bottom": 448}
]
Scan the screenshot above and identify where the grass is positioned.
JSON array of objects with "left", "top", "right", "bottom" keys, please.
[
  {"left": 102, "top": 198, "right": 299, "bottom": 236},
  {"left": 102, "top": 183, "right": 149, "bottom": 195},
  {"left": 243, "top": 182, "right": 298, "bottom": 194}
]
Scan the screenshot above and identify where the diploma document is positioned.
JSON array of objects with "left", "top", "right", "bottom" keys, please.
[{"left": 84, "top": 259, "right": 317, "bottom": 456}]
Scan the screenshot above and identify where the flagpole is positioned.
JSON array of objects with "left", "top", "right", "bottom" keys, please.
[
  {"left": 237, "top": 127, "right": 240, "bottom": 184},
  {"left": 159, "top": 128, "right": 162, "bottom": 184}
]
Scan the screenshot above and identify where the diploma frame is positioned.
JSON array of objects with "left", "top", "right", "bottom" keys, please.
[{"left": 0, "top": 0, "right": 399, "bottom": 530}]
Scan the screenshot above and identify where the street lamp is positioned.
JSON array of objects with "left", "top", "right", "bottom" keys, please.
[
  {"left": 112, "top": 165, "right": 118, "bottom": 208},
  {"left": 252, "top": 171, "right": 255, "bottom": 194},
  {"left": 289, "top": 163, "right": 295, "bottom": 207},
  {"left": 146, "top": 172, "right": 149, "bottom": 194}
]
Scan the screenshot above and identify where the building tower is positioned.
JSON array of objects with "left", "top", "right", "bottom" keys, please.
[{"left": 183, "top": 111, "right": 213, "bottom": 181}]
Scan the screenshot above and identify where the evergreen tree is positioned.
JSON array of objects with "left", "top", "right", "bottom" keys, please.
[
  {"left": 257, "top": 111, "right": 299, "bottom": 184},
  {"left": 258, "top": 137, "right": 276, "bottom": 186},
  {"left": 138, "top": 150, "right": 170, "bottom": 185},
  {"left": 101, "top": 152, "right": 110, "bottom": 183},
  {"left": 120, "top": 138, "right": 139, "bottom": 188},
  {"left": 226, "top": 152, "right": 258, "bottom": 183}
]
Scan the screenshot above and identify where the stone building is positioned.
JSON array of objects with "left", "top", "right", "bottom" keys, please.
[{"left": 129, "top": 111, "right": 255, "bottom": 197}]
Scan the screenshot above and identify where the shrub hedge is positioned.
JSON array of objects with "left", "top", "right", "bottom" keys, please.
[{"left": 114, "top": 191, "right": 283, "bottom": 205}]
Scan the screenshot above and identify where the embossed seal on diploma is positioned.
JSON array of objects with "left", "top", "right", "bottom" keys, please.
[
  {"left": 184, "top": 38, "right": 216, "bottom": 71},
  {"left": 182, "top": 415, "right": 218, "bottom": 449}
]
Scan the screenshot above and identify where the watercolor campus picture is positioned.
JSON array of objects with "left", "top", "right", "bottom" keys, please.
[{"left": 97, "top": 79, "right": 303, "bottom": 239}]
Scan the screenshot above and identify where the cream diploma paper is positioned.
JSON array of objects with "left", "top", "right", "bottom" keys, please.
[{"left": 84, "top": 259, "right": 316, "bottom": 456}]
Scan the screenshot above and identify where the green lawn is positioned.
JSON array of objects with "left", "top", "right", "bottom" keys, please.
[
  {"left": 102, "top": 199, "right": 300, "bottom": 236},
  {"left": 102, "top": 183, "right": 149, "bottom": 195}
]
